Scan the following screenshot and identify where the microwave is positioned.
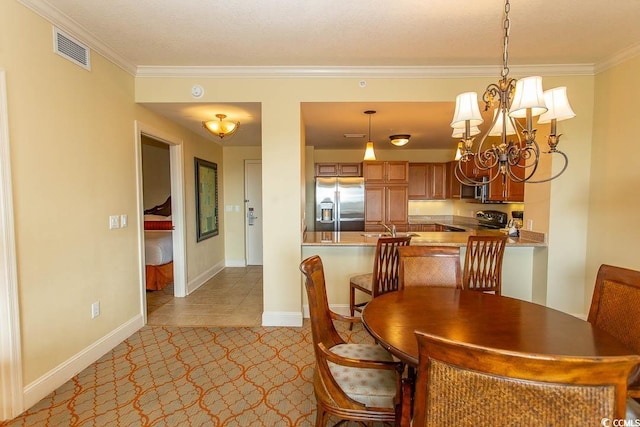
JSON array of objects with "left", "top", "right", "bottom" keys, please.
[{"left": 474, "top": 176, "right": 490, "bottom": 203}]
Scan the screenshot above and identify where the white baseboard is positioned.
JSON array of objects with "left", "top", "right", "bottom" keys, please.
[
  {"left": 23, "top": 314, "right": 144, "bottom": 410},
  {"left": 302, "top": 304, "right": 350, "bottom": 319},
  {"left": 225, "top": 259, "right": 247, "bottom": 267},
  {"left": 262, "top": 311, "right": 303, "bottom": 327},
  {"left": 186, "top": 260, "right": 225, "bottom": 294}
]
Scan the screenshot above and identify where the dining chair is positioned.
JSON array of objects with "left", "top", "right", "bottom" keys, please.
[
  {"left": 397, "top": 246, "right": 462, "bottom": 289},
  {"left": 404, "top": 330, "right": 640, "bottom": 426},
  {"left": 462, "top": 235, "right": 507, "bottom": 295},
  {"left": 299, "top": 255, "right": 404, "bottom": 426},
  {"left": 349, "top": 236, "right": 412, "bottom": 330},
  {"left": 588, "top": 264, "right": 640, "bottom": 400}
]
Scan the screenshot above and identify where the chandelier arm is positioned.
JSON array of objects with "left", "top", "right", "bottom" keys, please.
[{"left": 516, "top": 151, "right": 569, "bottom": 184}]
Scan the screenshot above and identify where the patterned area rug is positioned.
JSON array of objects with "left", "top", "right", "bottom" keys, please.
[{"left": 2, "top": 321, "right": 378, "bottom": 426}]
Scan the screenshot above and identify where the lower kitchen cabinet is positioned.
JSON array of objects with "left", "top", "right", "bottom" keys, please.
[{"left": 364, "top": 185, "right": 408, "bottom": 231}]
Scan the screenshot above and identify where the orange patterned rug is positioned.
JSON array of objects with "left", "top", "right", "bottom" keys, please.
[{"left": 2, "top": 321, "right": 377, "bottom": 426}]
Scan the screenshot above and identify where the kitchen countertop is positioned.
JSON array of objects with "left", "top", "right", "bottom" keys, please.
[{"left": 302, "top": 230, "right": 546, "bottom": 247}]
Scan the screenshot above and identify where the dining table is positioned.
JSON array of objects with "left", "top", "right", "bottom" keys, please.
[{"left": 361, "top": 287, "right": 638, "bottom": 367}]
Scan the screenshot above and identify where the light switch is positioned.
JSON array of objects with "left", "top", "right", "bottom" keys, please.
[
  {"left": 235, "top": 205, "right": 240, "bottom": 212},
  {"left": 225, "top": 205, "right": 232, "bottom": 212},
  {"left": 120, "top": 214, "right": 128, "bottom": 228},
  {"left": 109, "top": 215, "right": 120, "bottom": 229}
]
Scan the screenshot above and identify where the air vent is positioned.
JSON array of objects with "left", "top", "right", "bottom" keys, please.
[{"left": 53, "top": 27, "right": 91, "bottom": 71}]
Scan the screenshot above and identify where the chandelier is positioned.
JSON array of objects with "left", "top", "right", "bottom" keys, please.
[
  {"left": 202, "top": 114, "right": 240, "bottom": 139},
  {"left": 450, "top": 0, "right": 575, "bottom": 189}
]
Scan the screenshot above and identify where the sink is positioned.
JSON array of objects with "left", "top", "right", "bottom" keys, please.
[{"left": 361, "top": 232, "right": 419, "bottom": 238}]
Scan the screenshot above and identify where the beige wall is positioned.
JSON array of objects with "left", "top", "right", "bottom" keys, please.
[
  {"left": 1, "top": 1, "right": 224, "bottom": 394},
  {"left": 136, "top": 72, "right": 598, "bottom": 321},
  {"left": 585, "top": 55, "right": 640, "bottom": 311},
  {"left": 141, "top": 137, "right": 171, "bottom": 210}
]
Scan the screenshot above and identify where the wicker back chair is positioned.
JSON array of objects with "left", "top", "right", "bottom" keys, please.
[
  {"left": 588, "top": 264, "right": 640, "bottom": 399},
  {"left": 300, "top": 255, "right": 404, "bottom": 426},
  {"left": 349, "top": 236, "right": 412, "bottom": 328},
  {"left": 408, "top": 330, "right": 640, "bottom": 426},
  {"left": 397, "top": 246, "right": 462, "bottom": 289},
  {"left": 462, "top": 235, "right": 507, "bottom": 295}
]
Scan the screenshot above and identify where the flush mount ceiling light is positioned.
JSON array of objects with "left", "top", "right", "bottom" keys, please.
[
  {"left": 389, "top": 134, "right": 411, "bottom": 147},
  {"left": 363, "top": 110, "right": 377, "bottom": 161},
  {"left": 202, "top": 114, "right": 240, "bottom": 139},
  {"left": 450, "top": 0, "right": 575, "bottom": 188}
]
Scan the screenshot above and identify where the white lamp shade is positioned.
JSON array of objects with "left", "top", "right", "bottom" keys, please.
[
  {"left": 450, "top": 92, "right": 484, "bottom": 128},
  {"left": 488, "top": 108, "right": 517, "bottom": 136},
  {"left": 509, "top": 76, "right": 548, "bottom": 118},
  {"left": 363, "top": 142, "right": 376, "bottom": 160},
  {"left": 451, "top": 125, "right": 480, "bottom": 138},
  {"left": 538, "top": 87, "right": 576, "bottom": 123}
]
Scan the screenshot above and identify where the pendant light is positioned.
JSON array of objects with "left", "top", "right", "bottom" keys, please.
[{"left": 363, "top": 110, "right": 377, "bottom": 161}]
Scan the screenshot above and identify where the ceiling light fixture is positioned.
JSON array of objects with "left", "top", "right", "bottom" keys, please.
[
  {"left": 389, "top": 134, "right": 411, "bottom": 147},
  {"left": 363, "top": 110, "right": 377, "bottom": 161},
  {"left": 202, "top": 114, "right": 240, "bottom": 139},
  {"left": 450, "top": 0, "right": 575, "bottom": 189}
]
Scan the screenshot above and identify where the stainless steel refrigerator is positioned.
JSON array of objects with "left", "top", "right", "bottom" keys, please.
[{"left": 315, "top": 177, "right": 365, "bottom": 232}]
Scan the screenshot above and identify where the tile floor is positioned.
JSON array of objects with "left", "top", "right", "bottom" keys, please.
[{"left": 146, "top": 265, "right": 263, "bottom": 327}]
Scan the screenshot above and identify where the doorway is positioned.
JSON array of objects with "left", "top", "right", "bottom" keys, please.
[
  {"left": 134, "top": 122, "right": 187, "bottom": 322},
  {"left": 245, "top": 160, "right": 263, "bottom": 265}
]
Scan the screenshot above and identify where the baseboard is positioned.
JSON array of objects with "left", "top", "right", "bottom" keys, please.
[
  {"left": 302, "top": 304, "right": 350, "bottom": 319},
  {"left": 225, "top": 259, "right": 247, "bottom": 267},
  {"left": 23, "top": 314, "right": 144, "bottom": 410},
  {"left": 262, "top": 311, "right": 303, "bottom": 327},
  {"left": 186, "top": 260, "right": 225, "bottom": 294}
]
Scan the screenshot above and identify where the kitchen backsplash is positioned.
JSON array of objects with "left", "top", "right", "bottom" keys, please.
[{"left": 408, "top": 200, "right": 525, "bottom": 218}]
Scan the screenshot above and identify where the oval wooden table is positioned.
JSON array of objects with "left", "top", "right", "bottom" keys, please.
[{"left": 361, "top": 287, "right": 638, "bottom": 366}]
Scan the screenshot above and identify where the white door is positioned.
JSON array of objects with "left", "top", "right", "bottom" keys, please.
[{"left": 245, "top": 160, "right": 263, "bottom": 265}]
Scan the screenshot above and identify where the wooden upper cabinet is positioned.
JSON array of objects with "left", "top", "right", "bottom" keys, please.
[
  {"left": 486, "top": 157, "right": 525, "bottom": 202},
  {"left": 315, "top": 162, "right": 362, "bottom": 177},
  {"left": 363, "top": 161, "right": 409, "bottom": 184},
  {"left": 364, "top": 185, "right": 408, "bottom": 231},
  {"left": 408, "top": 163, "right": 447, "bottom": 200}
]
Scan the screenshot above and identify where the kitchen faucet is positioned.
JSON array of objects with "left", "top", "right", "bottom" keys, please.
[{"left": 380, "top": 222, "right": 396, "bottom": 237}]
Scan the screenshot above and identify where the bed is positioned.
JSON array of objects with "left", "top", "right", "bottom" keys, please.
[{"left": 143, "top": 204, "right": 174, "bottom": 291}]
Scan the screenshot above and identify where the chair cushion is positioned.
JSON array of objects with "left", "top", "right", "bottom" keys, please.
[
  {"left": 327, "top": 344, "right": 398, "bottom": 408},
  {"left": 350, "top": 273, "right": 373, "bottom": 291}
]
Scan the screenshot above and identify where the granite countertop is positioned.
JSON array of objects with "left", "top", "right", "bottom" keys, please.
[{"left": 302, "top": 230, "right": 546, "bottom": 247}]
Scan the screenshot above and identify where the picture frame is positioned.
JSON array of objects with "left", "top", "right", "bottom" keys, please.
[{"left": 194, "top": 157, "right": 218, "bottom": 241}]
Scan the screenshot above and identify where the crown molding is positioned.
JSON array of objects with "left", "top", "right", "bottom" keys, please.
[
  {"left": 594, "top": 42, "right": 640, "bottom": 74},
  {"left": 135, "top": 63, "right": 596, "bottom": 79},
  {"left": 16, "top": 0, "right": 137, "bottom": 76}
]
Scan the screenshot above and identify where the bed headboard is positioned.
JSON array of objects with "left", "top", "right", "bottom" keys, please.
[{"left": 144, "top": 196, "right": 171, "bottom": 216}]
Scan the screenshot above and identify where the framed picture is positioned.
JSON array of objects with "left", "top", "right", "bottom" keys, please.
[{"left": 195, "top": 157, "right": 218, "bottom": 241}]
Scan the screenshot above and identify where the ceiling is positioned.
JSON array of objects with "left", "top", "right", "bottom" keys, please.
[{"left": 32, "top": 0, "right": 640, "bottom": 150}]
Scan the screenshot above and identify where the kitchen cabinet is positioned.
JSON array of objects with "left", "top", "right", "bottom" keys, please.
[
  {"left": 409, "top": 224, "right": 438, "bottom": 232},
  {"left": 315, "top": 162, "right": 362, "bottom": 177},
  {"left": 408, "top": 163, "right": 447, "bottom": 200},
  {"left": 363, "top": 161, "right": 409, "bottom": 184},
  {"left": 364, "top": 185, "right": 408, "bottom": 232},
  {"left": 486, "top": 159, "right": 525, "bottom": 202}
]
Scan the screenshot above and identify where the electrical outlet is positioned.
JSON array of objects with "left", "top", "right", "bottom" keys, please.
[
  {"left": 91, "top": 301, "right": 100, "bottom": 318},
  {"left": 109, "top": 215, "right": 120, "bottom": 229},
  {"left": 527, "top": 219, "right": 534, "bottom": 230}
]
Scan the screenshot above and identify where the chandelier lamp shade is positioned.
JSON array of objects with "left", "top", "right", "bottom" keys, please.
[
  {"left": 202, "top": 114, "right": 240, "bottom": 139},
  {"left": 363, "top": 110, "right": 377, "bottom": 161},
  {"left": 389, "top": 134, "right": 411, "bottom": 147},
  {"left": 451, "top": 0, "right": 575, "bottom": 188}
]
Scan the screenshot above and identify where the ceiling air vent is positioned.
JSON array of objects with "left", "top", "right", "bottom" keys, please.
[{"left": 53, "top": 27, "right": 91, "bottom": 71}]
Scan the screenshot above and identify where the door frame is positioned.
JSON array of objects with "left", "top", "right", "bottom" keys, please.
[
  {"left": 134, "top": 122, "right": 187, "bottom": 317},
  {"left": 0, "top": 70, "right": 24, "bottom": 420}
]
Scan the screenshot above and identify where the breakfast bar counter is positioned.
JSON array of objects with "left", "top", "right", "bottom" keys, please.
[
  {"left": 302, "top": 230, "right": 545, "bottom": 247},
  {"left": 301, "top": 230, "right": 547, "bottom": 309}
]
